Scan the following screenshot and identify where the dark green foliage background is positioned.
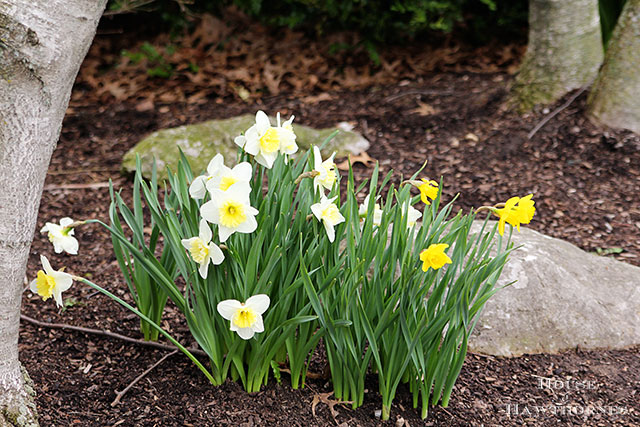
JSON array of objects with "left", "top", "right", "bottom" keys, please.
[
  {"left": 106, "top": 0, "right": 528, "bottom": 44},
  {"left": 106, "top": 0, "right": 626, "bottom": 51}
]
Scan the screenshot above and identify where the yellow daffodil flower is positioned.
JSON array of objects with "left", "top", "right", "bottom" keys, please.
[
  {"left": 494, "top": 194, "right": 536, "bottom": 235},
  {"left": 41, "top": 217, "right": 79, "bottom": 255},
  {"left": 181, "top": 219, "right": 225, "bottom": 279},
  {"left": 418, "top": 179, "right": 439, "bottom": 205},
  {"left": 217, "top": 294, "right": 270, "bottom": 340},
  {"left": 29, "top": 255, "right": 74, "bottom": 307},
  {"left": 420, "top": 243, "right": 452, "bottom": 271},
  {"left": 405, "top": 178, "right": 439, "bottom": 205},
  {"left": 200, "top": 181, "right": 258, "bottom": 242},
  {"left": 312, "top": 146, "right": 337, "bottom": 193},
  {"left": 311, "top": 195, "right": 345, "bottom": 243}
]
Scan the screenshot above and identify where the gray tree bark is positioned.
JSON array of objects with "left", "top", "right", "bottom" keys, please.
[
  {"left": 587, "top": 0, "right": 640, "bottom": 133},
  {"left": 0, "top": 1, "right": 105, "bottom": 425},
  {"left": 511, "top": 0, "right": 604, "bottom": 111}
]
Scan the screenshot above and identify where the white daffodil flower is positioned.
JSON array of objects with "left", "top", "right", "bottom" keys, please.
[
  {"left": 41, "top": 217, "right": 79, "bottom": 255},
  {"left": 217, "top": 294, "right": 270, "bottom": 340},
  {"left": 189, "top": 154, "right": 225, "bottom": 199},
  {"left": 312, "top": 146, "right": 337, "bottom": 194},
  {"left": 276, "top": 112, "right": 298, "bottom": 155},
  {"left": 311, "top": 195, "right": 345, "bottom": 243},
  {"left": 181, "top": 219, "right": 225, "bottom": 279},
  {"left": 358, "top": 194, "right": 383, "bottom": 226},
  {"left": 401, "top": 201, "right": 422, "bottom": 228},
  {"left": 30, "top": 255, "right": 74, "bottom": 307},
  {"left": 205, "top": 159, "right": 253, "bottom": 194},
  {"left": 200, "top": 181, "right": 258, "bottom": 242},
  {"left": 234, "top": 110, "right": 280, "bottom": 169}
]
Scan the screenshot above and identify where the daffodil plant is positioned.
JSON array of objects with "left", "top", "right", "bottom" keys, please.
[{"left": 30, "top": 110, "right": 534, "bottom": 421}]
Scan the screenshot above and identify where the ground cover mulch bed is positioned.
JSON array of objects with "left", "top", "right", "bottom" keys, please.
[{"left": 18, "top": 24, "right": 640, "bottom": 426}]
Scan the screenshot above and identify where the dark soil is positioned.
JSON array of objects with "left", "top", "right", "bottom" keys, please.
[{"left": 18, "top": 19, "right": 640, "bottom": 427}]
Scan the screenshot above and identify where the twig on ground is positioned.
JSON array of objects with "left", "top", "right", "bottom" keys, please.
[
  {"left": 384, "top": 89, "right": 454, "bottom": 102},
  {"left": 20, "top": 314, "right": 206, "bottom": 356},
  {"left": 47, "top": 168, "right": 119, "bottom": 175},
  {"left": 43, "top": 182, "right": 110, "bottom": 191},
  {"left": 111, "top": 349, "right": 178, "bottom": 406},
  {"left": 527, "top": 86, "right": 587, "bottom": 140}
]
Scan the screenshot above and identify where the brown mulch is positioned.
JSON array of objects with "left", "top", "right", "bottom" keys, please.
[{"left": 18, "top": 15, "right": 640, "bottom": 427}]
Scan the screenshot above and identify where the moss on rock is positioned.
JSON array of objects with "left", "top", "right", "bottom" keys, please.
[{"left": 121, "top": 114, "right": 369, "bottom": 179}]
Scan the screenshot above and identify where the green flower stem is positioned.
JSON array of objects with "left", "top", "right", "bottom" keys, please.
[{"left": 73, "top": 276, "right": 216, "bottom": 385}]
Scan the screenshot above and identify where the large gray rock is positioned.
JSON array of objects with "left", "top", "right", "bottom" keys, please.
[
  {"left": 121, "top": 115, "right": 369, "bottom": 179},
  {"left": 469, "top": 223, "right": 640, "bottom": 356}
]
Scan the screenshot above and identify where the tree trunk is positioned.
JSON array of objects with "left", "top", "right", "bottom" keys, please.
[
  {"left": 0, "top": 1, "right": 105, "bottom": 425},
  {"left": 511, "top": 0, "right": 604, "bottom": 111},
  {"left": 587, "top": 0, "right": 640, "bottom": 134}
]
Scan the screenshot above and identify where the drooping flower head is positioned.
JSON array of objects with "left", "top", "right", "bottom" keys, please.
[
  {"left": 494, "top": 194, "right": 536, "bottom": 236},
  {"left": 311, "top": 195, "right": 345, "bottom": 243},
  {"left": 41, "top": 217, "right": 79, "bottom": 255},
  {"left": 312, "top": 146, "right": 337, "bottom": 193},
  {"left": 217, "top": 294, "right": 270, "bottom": 340},
  {"left": 234, "top": 111, "right": 281, "bottom": 168},
  {"left": 358, "top": 194, "right": 383, "bottom": 226},
  {"left": 181, "top": 219, "right": 225, "bottom": 279},
  {"left": 30, "top": 255, "right": 74, "bottom": 307},
  {"left": 189, "top": 154, "right": 225, "bottom": 199},
  {"left": 405, "top": 178, "right": 439, "bottom": 205},
  {"left": 418, "top": 179, "right": 439, "bottom": 205},
  {"left": 420, "top": 243, "right": 452, "bottom": 271},
  {"left": 200, "top": 181, "right": 258, "bottom": 242}
]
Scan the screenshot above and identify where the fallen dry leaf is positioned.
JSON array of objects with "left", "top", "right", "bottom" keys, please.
[
  {"left": 337, "top": 151, "right": 375, "bottom": 170},
  {"left": 410, "top": 101, "right": 437, "bottom": 116},
  {"left": 311, "top": 392, "right": 352, "bottom": 419}
]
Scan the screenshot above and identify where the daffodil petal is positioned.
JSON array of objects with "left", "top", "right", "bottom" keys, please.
[
  {"left": 232, "top": 162, "right": 252, "bottom": 180},
  {"left": 198, "top": 259, "right": 209, "bottom": 279},
  {"left": 200, "top": 200, "right": 220, "bottom": 224},
  {"left": 206, "top": 153, "right": 224, "bottom": 176},
  {"left": 217, "top": 299, "right": 243, "bottom": 320},
  {"left": 246, "top": 294, "right": 270, "bottom": 315},
  {"left": 252, "top": 316, "right": 264, "bottom": 333},
  {"left": 323, "top": 220, "right": 336, "bottom": 242},
  {"left": 209, "top": 244, "right": 225, "bottom": 265},
  {"left": 255, "top": 110, "right": 271, "bottom": 134},
  {"left": 29, "top": 279, "right": 38, "bottom": 294},
  {"left": 218, "top": 226, "right": 233, "bottom": 243},
  {"left": 198, "top": 219, "right": 212, "bottom": 243},
  {"left": 189, "top": 175, "right": 208, "bottom": 199},
  {"left": 60, "top": 217, "right": 74, "bottom": 227},
  {"left": 53, "top": 272, "right": 73, "bottom": 293},
  {"left": 40, "top": 255, "right": 54, "bottom": 275},
  {"left": 236, "top": 327, "right": 255, "bottom": 340},
  {"left": 62, "top": 237, "right": 79, "bottom": 255}
]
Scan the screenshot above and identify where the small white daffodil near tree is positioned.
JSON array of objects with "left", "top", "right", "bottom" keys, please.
[
  {"left": 0, "top": 1, "right": 107, "bottom": 424},
  {"left": 29, "top": 110, "right": 536, "bottom": 420}
]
